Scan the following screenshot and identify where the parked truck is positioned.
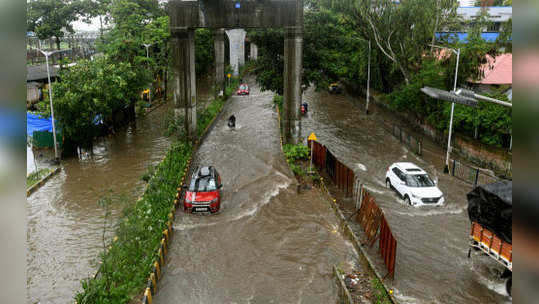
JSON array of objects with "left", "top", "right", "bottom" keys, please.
[{"left": 467, "top": 180, "right": 512, "bottom": 295}]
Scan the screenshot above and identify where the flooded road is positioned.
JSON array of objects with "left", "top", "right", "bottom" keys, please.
[
  {"left": 301, "top": 88, "right": 511, "bottom": 303},
  {"left": 154, "top": 78, "right": 357, "bottom": 304},
  {"left": 26, "top": 77, "right": 213, "bottom": 304}
]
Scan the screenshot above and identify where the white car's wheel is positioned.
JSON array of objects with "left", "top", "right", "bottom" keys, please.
[
  {"left": 404, "top": 195, "right": 411, "bottom": 206},
  {"left": 386, "top": 179, "right": 391, "bottom": 189}
]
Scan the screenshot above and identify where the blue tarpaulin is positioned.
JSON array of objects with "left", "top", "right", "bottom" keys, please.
[
  {"left": 27, "top": 112, "right": 103, "bottom": 137},
  {"left": 27, "top": 112, "right": 56, "bottom": 136}
]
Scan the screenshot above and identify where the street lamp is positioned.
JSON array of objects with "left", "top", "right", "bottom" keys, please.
[
  {"left": 422, "top": 86, "right": 512, "bottom": 173},
  {"left": 143, "top": 43, "right": 153, "bottom": 106},
  {"left": 32, "top": 47, "right": 64, "bottom": 163},
  {"left": 429, "top": 44, "right": 460, "bottom": 173}
]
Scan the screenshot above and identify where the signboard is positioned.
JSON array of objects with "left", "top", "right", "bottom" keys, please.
[
  {"left": 227, "top": 73, "right": 231, "bottom": 78},
  {"left": 308, "top": 132, "right": 318, "bottom": 141},
  {"left": 421, "top": 87, "right": 478, "bottom": 107}
]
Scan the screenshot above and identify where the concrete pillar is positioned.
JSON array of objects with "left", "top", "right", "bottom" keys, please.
[
  {"left": 188, "top": 29, "right": 197, "bottom": 138},
  {"left": 171, "top": 27, "right": 197, "bottom": 141},
  {"left": 225, "top": 29, "right": 246, "bottom": 76},
  {"left": 250, "top": 43, "right": 258, "bottom": 61},
  {"left": 214, "top": 28, "right": 225, "bottom": 93},
  {"left": 283, "top": 26, "right": 303, "bottom": 144}
]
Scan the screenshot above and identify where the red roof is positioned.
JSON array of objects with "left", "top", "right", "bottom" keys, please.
[{"left": 477, "top": 53, "right": 512, "bottom": 85}]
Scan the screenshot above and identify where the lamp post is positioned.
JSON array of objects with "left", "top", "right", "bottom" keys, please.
[
  {"left": 33, "top": 47, "right": 64, "bottom": 163},
  {"left": 143, "top": 43, "right": 153, "bottom": 106},
  {"left": 430, "top": 44, "right": 460, "bottom": 173}
]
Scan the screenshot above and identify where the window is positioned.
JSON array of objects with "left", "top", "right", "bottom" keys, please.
[
  {"left": 189, "top": 176, "right": 217, "bottom": 192},
  {"left": 487, "top": 22, "right": 501, "bottom": 32},
  {"left": 392, "top": 168, "right": 404, "bottom": 180},
  {"left": 405, "top": 174, "right": 435, "bottom": 187}
]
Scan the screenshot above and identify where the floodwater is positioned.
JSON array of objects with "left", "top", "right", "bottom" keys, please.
[
  {"left": 26, "top": 77, "right": 214, "bottom": 304},
  {"left": 301, "top": 88, "right": 511, "bottom": 303},
  {"left": 153, "top": 78, "right": 358, "bottom": 304}
]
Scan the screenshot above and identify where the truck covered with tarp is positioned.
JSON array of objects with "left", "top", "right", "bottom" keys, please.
[{"left": 467, "top": 180, "right": 512, "bottom": 295}]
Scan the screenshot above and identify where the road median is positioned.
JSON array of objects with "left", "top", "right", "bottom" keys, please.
[{"left": 75, "top": 89, "right": 233, "bottom": 303}]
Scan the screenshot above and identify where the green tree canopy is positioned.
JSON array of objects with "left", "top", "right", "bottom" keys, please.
[
  {"left": 27, "top": 0, "right": 88, "bottom": 44},
  {"left": 42, "top": 58, "right": 150, "bottom": 149}
]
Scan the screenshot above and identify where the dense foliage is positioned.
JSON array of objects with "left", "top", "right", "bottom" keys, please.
[
  {"left": 40, "top": 58, "right": 150, "bottom": 149},
  {"left": 27, "top": 0, "right": 90, "bottom": 47}
]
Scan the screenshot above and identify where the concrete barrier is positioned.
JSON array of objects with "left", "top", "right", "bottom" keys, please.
[
  {"left": 333, "top": 265, "right": 353, "bottom": 304},
  {"left": 27, "top": 167, "right": 61, "bottom": 197}
]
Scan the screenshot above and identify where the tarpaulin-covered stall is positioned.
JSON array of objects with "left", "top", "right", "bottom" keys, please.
[
  {"left": 27, "top": 112, "right": 62, "bottom": 148},
  {"left": 467, "top": 180, "right": 512, "bottom": 244}
]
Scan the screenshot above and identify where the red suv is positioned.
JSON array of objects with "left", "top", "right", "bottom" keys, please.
[
  {"left": 183, "top": 166, "right": 222, "bottom": 213},
  {"left": 237, "top": 83, "right": 249, "bottom": 95}
]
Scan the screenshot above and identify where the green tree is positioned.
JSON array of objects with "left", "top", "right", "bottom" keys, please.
[
  {"left": 249, "top": 29, "right": 285, "bottom": 94},
  {"left": 194, "top": 29, "right": 214, "bottom": 77},
  {"left": 27, "top": 0, "right": 88, "bottom": 50},
  {"left": 344, "top": 0, "right": 459, "bottom": 84},
  {"left": 250, "top": 8, "right": 368, "bottom": 94},
  {"left": 40, "top": 58, "right": 149, "bottom": 151}
]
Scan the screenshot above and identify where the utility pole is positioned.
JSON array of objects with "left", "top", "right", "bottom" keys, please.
[
  {"left": 430, "top": 44, "right": 460, "bottom": 173},
  {"left": 33, "top": 48, "right": 64, "bottom": 163},
  {"left": 143, "top": 43, "right": 153, "bottom": 106},
  {"left": 366, "top": 40, "right": 371, "bottom": 115}
]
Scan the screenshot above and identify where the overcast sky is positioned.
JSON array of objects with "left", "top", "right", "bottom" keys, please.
[{"left": 72, "top": 16, "right": 101, "bottom": 32}]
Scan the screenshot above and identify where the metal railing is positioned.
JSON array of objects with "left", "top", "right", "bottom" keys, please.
[
  {"left": 309, "top": 139, "right": 397, "bottom": 280},
  {"left": 450, "top": 159, "right": 500, "bottom": 187}
]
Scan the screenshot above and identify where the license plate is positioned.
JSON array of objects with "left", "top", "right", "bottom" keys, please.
[{"left": 194, "top": 207, "right": 208, "bottom": 212}]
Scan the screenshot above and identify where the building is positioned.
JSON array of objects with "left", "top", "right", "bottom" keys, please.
[
  {"left": 457, "top": 6, "right": 512, "bottom": 32},
  {"left": 437, "top": 4, "right": 511, "bottom": 44},
  {"left": 26, "top": 64, "right": 59, "bottom": 109}
]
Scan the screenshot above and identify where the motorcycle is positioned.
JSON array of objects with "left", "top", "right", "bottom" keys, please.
[{"left": 228, "top": 115, "right": 236, "bottom": 128}]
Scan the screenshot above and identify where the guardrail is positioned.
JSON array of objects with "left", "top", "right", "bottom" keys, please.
[
  {"left": 356, "top": 191, "right": 383, "bottom": 246},
  {"left": 377, "top": 119, "right": 422, "bottom": 155},
  {"left": 308, "top": 139, "right": 397, "bottom": 280},
  {"left": 450, "top": 158, "right": 500, "bottom": 187},
  {"left": 309, "top": 140, "right": 354, "bottom": 196},
  {"left": 379, "top": 215, "right": 397, "bottom": 279}
]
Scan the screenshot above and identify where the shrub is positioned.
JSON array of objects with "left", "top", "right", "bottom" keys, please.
[{"left": 283, "top": 144, "right": 310, "bottom": 161}]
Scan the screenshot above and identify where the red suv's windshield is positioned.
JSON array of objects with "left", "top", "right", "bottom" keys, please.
[{"left": 188, "top": 176, "right": 217, "bottom": 192}]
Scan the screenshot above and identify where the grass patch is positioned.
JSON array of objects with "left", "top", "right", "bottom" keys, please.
[
  {"left": 283, "top": 143, "right": 311, "bottom": 178},
  {"left": 371, "top": 277, "right": 392, "bottom": 304},
  {"left": 27, "top": 168, "right": 53, "bottom": 189}
]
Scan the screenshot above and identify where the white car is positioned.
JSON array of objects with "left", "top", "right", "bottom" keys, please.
[{"left": 385, "top": 162, "right": 444, "bottom": 206}]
